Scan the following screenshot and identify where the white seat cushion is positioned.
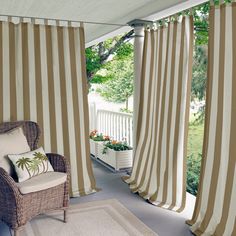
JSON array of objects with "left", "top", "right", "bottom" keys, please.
[{"left": 16, "top": 172, "right": 67, "bottom": 194}]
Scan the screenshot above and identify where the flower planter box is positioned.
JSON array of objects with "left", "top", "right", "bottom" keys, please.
[
  {"left": 90, "top": 139, "right": 102, "bottom": 158},
  {"left": 97, "top": 143, "right": 133, "bottom": 171}
]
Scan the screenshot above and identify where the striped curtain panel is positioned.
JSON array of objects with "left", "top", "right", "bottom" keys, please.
[
  {"left": 125, "top": 16, "right": 193, "bottom": 212},
  {"left": 187, "top": 2, "right": 236, "bottom": 235},
  {"left": 0, "top": 20, "right": 97, "bottom": 197}
]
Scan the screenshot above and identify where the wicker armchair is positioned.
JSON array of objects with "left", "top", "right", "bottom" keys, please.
[{"left": 0, "top": 121, "right": 70, "bottom": 236}]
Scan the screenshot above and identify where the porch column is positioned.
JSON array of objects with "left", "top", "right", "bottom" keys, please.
[{"left": 128, "top": 20, "right": 151, "bottom": 151}]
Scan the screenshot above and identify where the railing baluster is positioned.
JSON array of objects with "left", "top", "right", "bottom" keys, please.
[
  {"left": 105, "top": 113, "right": 107, "bottom": 134},
  {"left": 120, "top": 115, "right": 122, "bottom": 140},
  {"left": 112, "top": 113, "right": 114, "bottom": 138},
  {"left": 126, "top": 117, "right": 128, "bottom": 144},
  {"left": 123, "top": 116, "right": 125, "bottom": 140},
  {"left": 116, "top": 115, "right": 119, "bottom": 141},
  {"left": 106, "top": 113, "right": 108, "bottom": 134},
  {"left": 128, "top": 117, "right": 130, "bottom": 145},
  {"left": 130, "top": 117, "right": 132, "bottom": 146},
  {"left": 104, "top": 113, "right": 106, "bottom": 134},
  {"left": 131, "top": 117, "right": 133, "bottom": 147},
  {"left": 88, "top": 105, "right": 133, "bottom": 146},
  {"left": 101, "top": 112, "right": 103, "bottom": 134},
  {"left": 99, "top": 112, "right": 101, "bottom": 132},
  {"left": 109, "top": 113, "right": 111, "bottom": 135},
  {"left": 121, "top": 115, "right": 123, "bottom": 140}
]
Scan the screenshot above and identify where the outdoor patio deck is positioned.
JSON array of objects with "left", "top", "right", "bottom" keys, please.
[{"left": 0, "top": 159, "right": 195, "bottom": 236}]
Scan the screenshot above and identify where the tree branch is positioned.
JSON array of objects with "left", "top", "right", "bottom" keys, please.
[
  {"left": 100, "top": 29, "right": 134, "bottom": 63},
  {"left": 86, "top": 29, "right": 134, "bottom": 81}
]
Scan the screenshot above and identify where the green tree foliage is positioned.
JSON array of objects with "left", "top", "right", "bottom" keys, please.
[
  {"left": 193, "top": 3, "right": 210, "bottom": 46},
  {"left": 86, "top": 47, "right": 101, "bottom": 78},
  {"left": 97, "top": 51, "right": 134, "bottom": 110},
  {"left": 85, "top": 31, "right": 134, "bottom": 82},
  {"left": 186, "top": 3, "right": 209, "bottom": 196},
  {"left": 192, "top": 45, "right": 208, "bottom": 101},
  {"left": 191, "top": 2, "right": 209, "bottom": 102},
  {"left": 187, "top": 153, "right": 202, "bottom": 195}
]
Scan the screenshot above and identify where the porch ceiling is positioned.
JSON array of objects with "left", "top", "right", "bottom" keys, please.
[{"left": 0, "top": 0, "right": 186, "bottom": 45}]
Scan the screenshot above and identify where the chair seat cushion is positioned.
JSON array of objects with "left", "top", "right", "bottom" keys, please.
[{"left": 16, "top": 172, "right": 67, "bottom": 194}]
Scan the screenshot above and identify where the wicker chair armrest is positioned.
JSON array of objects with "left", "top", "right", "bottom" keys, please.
[
  {"left": 0, "top": 167, "right": 21, "bottom": 218},
  {"left": 46, "top": 153, "right": 70, "bottom": 174},
  {"left": 0, "top": 167, "right": 20, "bottom": 196}
]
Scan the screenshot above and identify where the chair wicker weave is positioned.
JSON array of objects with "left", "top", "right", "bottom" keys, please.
[{"left": 0, "top": 121, "right": 70, "bottom": 236}]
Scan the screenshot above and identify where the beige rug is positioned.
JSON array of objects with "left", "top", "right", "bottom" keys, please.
[{"left": 21, "top": 199, "right": 158, "bottom": 236}]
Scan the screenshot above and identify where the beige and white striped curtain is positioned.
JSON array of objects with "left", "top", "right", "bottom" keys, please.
[
  {"left": 0, "top": 19, "right": 97, "bottom": 197},
  {"left": 125, "top": 16, "right": 193, "bottom": 212},
  {"left": 187, "top": 2, "right": 236, "bottom": 235}
]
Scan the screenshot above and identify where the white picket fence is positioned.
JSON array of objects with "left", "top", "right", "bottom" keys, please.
[{"left": 89, "top": 103, "right": 133, "bottom": 147}]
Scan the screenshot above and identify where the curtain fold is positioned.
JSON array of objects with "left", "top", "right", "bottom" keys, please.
[
  {"left": 187, "top": 3, "right": 236, "bottom": 235},
  {"left": 125, "top": 16, "right": 193, "bottom": 212},
  {"left": 0, "top": 20, "right": 98, "bottom": 197}
]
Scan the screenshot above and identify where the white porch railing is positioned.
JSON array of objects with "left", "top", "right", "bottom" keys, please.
[
  {"left": 89, "top": 103, "right": 133, "bottom": 147},
  {"left": 88, "top": 102, "right": 97, "bottom": 131}
]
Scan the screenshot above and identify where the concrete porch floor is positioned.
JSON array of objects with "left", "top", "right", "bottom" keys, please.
[{"left": 0, "top": 159, "right": 195, "bottom": 236}]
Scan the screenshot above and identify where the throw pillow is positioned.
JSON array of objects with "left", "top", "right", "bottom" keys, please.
[
  {"left": 8, "top": 147, "right": 54, "bottom": 182},
  {"left": 0, "top": 127, "right": 30, "bottom": 175}
]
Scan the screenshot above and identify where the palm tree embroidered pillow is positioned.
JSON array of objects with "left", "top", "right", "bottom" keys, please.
[{"left": 8, "top": 147, "right": 54, "bottom": 182}]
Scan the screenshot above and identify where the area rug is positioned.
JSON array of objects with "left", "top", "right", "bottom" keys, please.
[{"left": 21, "top": 199, "right": 158, "bottom": 236}]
